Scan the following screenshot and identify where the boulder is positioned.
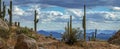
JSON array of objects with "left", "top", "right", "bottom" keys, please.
[
  {"left": 0, "top": 18, "right": 9, "bottom": 39},
  {"left": 14, "top": 34, "right": 38, "bottom": 49},
  {"left": 0, "top": 18, "right": 9, "bottom": 31},
  {"left": 0, "top": 38, "right": 5, "bottom": 49}
]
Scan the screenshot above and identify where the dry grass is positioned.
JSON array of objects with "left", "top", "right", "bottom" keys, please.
[{"left": 37, "top": 41, "right": 120, "bottom": 49}]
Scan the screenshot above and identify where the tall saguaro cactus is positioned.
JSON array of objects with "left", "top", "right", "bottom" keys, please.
[
  {"left": 3, "top": 1, "right": 6, "bottom": 20},
  {"left": 0, "top": 0, "right": 1, "bottom": 13},
  {"left": 70, "top": 15, "right": 72, "bottom": 35},
  {"left": 0, "top": 0, "right": 6, "bottom": 20},
  {"left": 8, "top": 0, "right": 12, "bottom": 26},
  {"left": 67, "top": 21, "right": 70, "bottom": 36},
  {"left": 95, "top": 29, "right": 97, "bottom": 41},
  {"left": 82, "top": 5, "right": 86, "bottom": 41},
  {"left": 34, "top": 10, "right": 39, "bottom": 32}
]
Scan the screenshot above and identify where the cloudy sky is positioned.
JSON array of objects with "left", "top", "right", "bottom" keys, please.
[{"left": 3, "top": 0, "right": 120, "bottom": 31}]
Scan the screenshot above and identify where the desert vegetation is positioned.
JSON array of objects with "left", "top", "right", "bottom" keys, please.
[{"left": 0, "top": 0, "right": 120, "bottom": 49}]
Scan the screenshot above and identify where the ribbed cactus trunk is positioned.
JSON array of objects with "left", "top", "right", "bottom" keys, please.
[
  {"left": 0, "top": 0, "right": 2, "bottom": 12},
  {"left": 0, "top": 0, "right": 1, "bottom": 17},
  {"left": 34, "top": 10, "right": 39, "bottom": 32},
  {"left": 3, "top": 1, "right": 6, "bottom": 20},
  {"left": 69, "top": 15, "right": 73, "bottom": 44},
  {"left": 67, "top": 21, "right": 70, "bottom": 36},
  {"left": 82, "top": 5, "right": 86, "bottom": 42},
  {"left": 8, "top": 0, "right": 12, "bottom": 26},
  {"left": 70, "top": 16, "right": 72, "bottom": 35},
  {"left": 18, "top": 22, "right": 20, "bottom": 27},
  {"left": 95, "top": 29, "right": 97, "bottom": 41},
  {"left": 15, "top": 22, "right": 17, "bottom": 26}
]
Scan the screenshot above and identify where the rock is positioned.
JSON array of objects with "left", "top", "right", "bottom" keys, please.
[
  {"left": 14, "top": 34, "right": 38, "bottom": 49},
  {"left": 0, "top": 18, "right": 9, "bottom": 31},
  {"left": 0, "top": 18, "right": 9, "bottom": 39},
  {"left": 0, "top": 38, "right": 5, "bottom": 49}
]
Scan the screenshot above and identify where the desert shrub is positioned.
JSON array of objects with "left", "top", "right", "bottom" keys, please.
[
  {"left": 0, "top": 28, "right": 9, "bottom": 39},
  {"left": 62, "top": 27, "right": 82, "bottom": 45},
  {"left": 16, "top": 27, "right": 31, "bottom": 35},
  {"left": 108, "top": 30, "right": 120, "bottom": 45},
  {"left": 16, "top": 27, "right": 38, "bottom": 40},
  {"left": 28, "top": 35, "right": 38, "bottom": 40}
]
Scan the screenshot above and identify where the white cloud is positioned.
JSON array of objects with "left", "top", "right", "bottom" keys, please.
[
  {"left": 45, "top": 11, "right": 63, "bottom": 16},
  {"left": 67, "top": 9, "right": 83, "bottom": 17},
  {"left": 104, "top": 12, "right": 120, "bottom": 21},
  {"left": 60, "top": 15, "right": 70, "bottom": 19},
  {"left": 112, "top": 7, "right": 120, "bottom": 11},
  {"left": 7, "top": 4, "right": 120, "bottom": 30},
  {"left": 13, "top": 6, "right": 25, "bottom": 16},
  {"left": 104, "top": 12, "right": 116, "bottom": 20}
]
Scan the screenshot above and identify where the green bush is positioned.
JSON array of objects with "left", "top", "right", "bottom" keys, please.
[{"left": 62, "top": 28, "right": 82, "bottom": 45}]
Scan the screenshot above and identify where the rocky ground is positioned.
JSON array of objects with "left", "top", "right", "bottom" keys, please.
[
  {"left": 0, "top": 18, "right": 120, "bottom": 49},
  {"left": 38, "top": 41, "right": 120, "bottom": 49}
]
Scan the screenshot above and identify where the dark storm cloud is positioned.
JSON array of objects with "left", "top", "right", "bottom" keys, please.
[{"left": 4, "top": 0, "right": 120, "bottom": 8}]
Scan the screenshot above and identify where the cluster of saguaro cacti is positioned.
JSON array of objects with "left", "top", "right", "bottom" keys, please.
[
  {"left": 90, "top": 29, "right": 97, "bottom": 41},
  {"left": 82, "top": 5, "right": 86, "bottom": 41},
  {"left": 34, "top": 10, "right": 39, "bottom": 32},
  {"left": 66, "top": 16, "right": 73, "bottom": 44},
  {"left": 8, "top": 0, "right": 12, "bottom": 26},
  {"left": 0, "top": 0, "right": 6, "bottom": 20},
  {"left": 14, "top": 22, "right": 20, "bottom": 27}
]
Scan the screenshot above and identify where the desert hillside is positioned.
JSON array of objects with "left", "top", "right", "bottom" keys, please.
[
  {"left": 108, "top": 30, "right": 120, "bottom": 45},
  {"left": 0, "top": 0, "right": 120, "bottom": 49},
  {"left": 0, "top": 18, "right": 120, "bottom": 49}
]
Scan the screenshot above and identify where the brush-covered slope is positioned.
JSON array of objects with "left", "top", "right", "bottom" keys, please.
[{"left": 108, "top": 30, "right": 120, "bottom": 45}]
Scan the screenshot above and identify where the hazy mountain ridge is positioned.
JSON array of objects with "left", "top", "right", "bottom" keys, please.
[{"left": 38, "top": 30, "right": 116, "bottom": 40}]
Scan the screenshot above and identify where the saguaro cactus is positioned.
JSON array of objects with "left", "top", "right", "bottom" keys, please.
[
  {"left": 82, "top": 5, "right": 86, "bottom": 41},
  {"left": 34, "top": 10, "right": 39, "bottom": 32},
  {"left": 18, "top": 22, "right": 20, "bottom": 27},
  {"left": 14, "top": 22, "right": 17, "bottom": 26},
  {"left": 95, "top": 29, "right": 97, "bottom": 41},
  {"left": 70, "top": 15, "right": 72, "bottom": 35},
  {"left": 3, "top": 1, "right": 6, "bottom": 20},
  {"left": 67, "top": 21, "right": 70, "bottom": 36},
  {"left": 0, "top": 0, "right": 1, "bottom": 13},
  {"left": 0, "top": 0, "right": 6, "bottom": 20},
  {"left": 8, "top": 0, "right": 12, "bottom": 26}
]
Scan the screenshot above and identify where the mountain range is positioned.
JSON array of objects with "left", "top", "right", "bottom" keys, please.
[{"left": 37, "top": 30, "right": 117, "bottom": 40}]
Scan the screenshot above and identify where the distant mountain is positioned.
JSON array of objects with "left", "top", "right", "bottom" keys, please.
[
  {"left": 86, "top": 30, "right": 116, "bottom": 34},
  {"left": 37, "top": 30, "right": 62, "bottom": 39},
  {"left": 38, "top": 30, "right": 117, "bottom": 40},
  {"left": 86, "top": 30, "right": 116, "bottom": 40}
]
